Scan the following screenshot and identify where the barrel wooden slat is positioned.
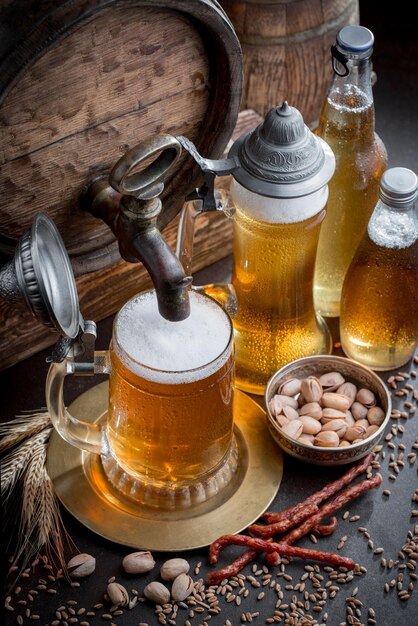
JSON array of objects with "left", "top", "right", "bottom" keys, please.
[
  {"left": 1, "top": 8, "right": 209, "bottom": 161},
  {"left": 220, "top": 0, "right": 359, "bottom": 123},
  {"left": 0, "top": 0, "right": 242, "bottom": 254},
  {"left": 1, "top": 92, "right": 207, "bottom": 255}
]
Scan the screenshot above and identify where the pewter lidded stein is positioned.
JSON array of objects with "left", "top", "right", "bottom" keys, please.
[{"left": 176, "top": 102, "right": 336, "bottom": 394}]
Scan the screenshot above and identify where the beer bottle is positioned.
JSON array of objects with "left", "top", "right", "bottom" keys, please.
[
  {"left": 340, "top": 167, "right": 418, "bottom": 371},
  {"left": 313, "top": 25, "right": 388, "bottom": 317}
]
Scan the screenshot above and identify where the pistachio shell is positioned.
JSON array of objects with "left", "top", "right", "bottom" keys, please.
[
  {"left": 107, "top": 582, "right": 129, "bottom": 607},
  {"left": 275, "top": 394, "right": 299, "bottom": 409},
  {"left": 275, "top": 414, "right": 290, "bottom": 428},
  {"left": 339, "top": 439, "right": 351, "bottom": 447},
  {"left": 319, "top": 371, "right": 345, "bottom": 391},
  {"left": 321, "top": 419, "right": 347, "bottom": 438},
  {"left": 67, "top": 554, "right": 96, "bottom": 578},
  {"left": 300, "top": 415, "right": 322, "bottom": 435},
  {"left": 122, "top": 551, "right": 155, "bottom": 574},
  {"left": 345, "top": 410, "right": 355, "bottom": 427},
  {"left": 365, "top": 424, "right": 380, "bottom": 438},
  {"left": 322, "top": 392, "right": 351, "bottom": 411},
  {"left": 356, "top": 388, "right": 376, "bottom": 408},
  {"left": 345, "top": 424, "right": 367, "bottom": 442},
  {"left": 268, "top": 395, "right": 283, "bottom": 417},
  {"left": 301, "top": 376, "right": 323, "bottom": 403},
  {"left": 355, "top": 419, "right": 370, "bottom": 430},
  {"left": 367, "top": 406, "right": 385, "bottom": 426},
  {"left": 144, "top": 581, "right": 170, "bottom": 604},
  {"left": 314, "top": 431, "right": 340, "bottom": 447},
  {"left": 321, "top": 408, "right": 347, "bottom": 423},
  {"left": 298, "top": 402, "right": 322, "bottom": 420},
  {"left": 336, "top": 382, "right": 357, "bottom": 406},
  {"left": 160, "top": 558, "right": 190, "bottom": 581},
  {"left": 278, "top": 377, "right": 302, "bottom": 396},
  {"left": 283, "top": 405, "right": 300, "bottom": 421},
  {"left": 171, "top": 573, "right": 194, "bottom": 602},
  {"left": 281, "top": 419, "right": 303, "bottom": 440},
  {"left": 299, "top": 434, "right": 315, "bottom": 445},
  {"left": 351, "top": 402, "right": 368, "bottom": 420}
]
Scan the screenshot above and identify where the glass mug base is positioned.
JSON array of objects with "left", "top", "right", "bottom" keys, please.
[{"left": 101, "top": 435, "right": 239, "bottom": 510}]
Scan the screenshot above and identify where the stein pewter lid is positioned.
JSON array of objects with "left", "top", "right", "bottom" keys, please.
[
  {"left": 228, "top": 102, "right": 335, "bottom": 198},
  {"left": 9, "top": 213, "right": 82, "bottom": 338}
]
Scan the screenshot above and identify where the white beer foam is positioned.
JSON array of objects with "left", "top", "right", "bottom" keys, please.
[
  {"left": 230, "top": 179, "right": 328, "bottom": 223},
  {"left": 114, "top": 290, "right": 232, "bottom": 384}
]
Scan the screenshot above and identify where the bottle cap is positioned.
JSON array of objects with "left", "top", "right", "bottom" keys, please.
[
  {"left": 336, "top": 25, "right": 374, "bottom": 59},
  {"left": 228, "top": 102, "right": 335, "bottom": 199},
  {"left": 380, "top": 167, "right": 418, "bottom": 208}
]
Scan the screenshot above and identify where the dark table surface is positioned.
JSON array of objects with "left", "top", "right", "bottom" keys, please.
[{"left": 2, "top": 2, "right": 418, "bottom": 625}]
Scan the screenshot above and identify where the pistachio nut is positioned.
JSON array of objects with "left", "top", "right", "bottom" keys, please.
[
  {"left": 283, "top": 405, "right": 300, "bottom": 421},
  {"left": 336, "top": 382, "right": 357, "bottom": 406},
  {"left": 278, "top": 377, "right": 302, "bottom": 397},
  {"left": 321, "top": 392, "right": 351, "bottom": 412},
  {"left": 171, "top": 573, "right": 194, "bottom": 602},
  {"left": 301, "top": 376, "right": 323, "bottom": 403},
  {"left": 160, "top": 558, "right": 190, "bottom": 581},
  {"left": 355, "top": 419, "right": 370, "bottom": 431},
  {"left": 365, "top": 424, "right": 380, "bottom": 438},
  {"left": 345, "top": 410, "right": 355, "bottom": 427},
  {"left": 321, "top": 419, "right": 347, "bottom": 439},
  {"left": 107, "top": 582, "right": 129, "bottom": 607},
  {"left": 67, "top": 553, "right": 96, "bottom": 578},
  {"left": 351, "top": 401, "right": 368, "bottom": 421},
  {"left": 122, "top": 551, "right": 155, "bottom": 574},
  {"left": 313, "top": 431, "right": 339, "bottom": 447},
  {"left": 281, "top": 419, "right": 303, "bottom": 440},
  {"left": 345, "top": 424, "right": 367, "bottom": 442},
  {"left": 299, "top": 415, "right": 322, "bottom": 435},
  {"left": 268, "top": 395, "right": 283, "bottom": 417},
  {"left": 321, "top": 408, "right": 347, "bottom": 423},
  {"left": 275, "top": 394, "right": 299, "bottom": 410},
  {"left": 367, "top": 406, "right": 385, "bottom": 426},
  {"left": 298, "top": 402, "right": 322, "bottom": 420},
  {"left": 275, "top": 414, "right": 290, "bottom": 428},
  {"left": 319, "top": 371, "right": 345, "bottom": 391},
  {"left": 356, "top": 388, "right": 376, "bottom": 408},
  {"left": 339, "top": 439, "right": 351, "bottom": 447},
  {"left": 299, "top": 434, "right": 315, "bottom": 445},
  {"left": 144, "top": 581, "right": 171, "bottom": 604}
]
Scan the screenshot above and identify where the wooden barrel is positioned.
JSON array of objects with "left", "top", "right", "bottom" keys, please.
[
  {"left": 220, "top": 0, "right": 359, "bottom": 124},
  {"left": 0, "top": 0, "right": 242, "bottom": 270},
  {"left": 0, "top": 0, "right": 242, "bottom": 368}
]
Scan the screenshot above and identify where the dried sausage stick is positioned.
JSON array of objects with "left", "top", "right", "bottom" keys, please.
[
  {"left": 206, "top": 548, "right": 259, "bottom": 586},
  {"left": 265, "top": 474, "right": 381, "bottom": 566},
  {"left": 208, "top": 535, "right": 355, "bottom": 570},
  {"left": 262, "top": 453, "right": 373, "bottom": 524},
  {"left": 249, "top": 502, "right": 318, "bottom": 538},
  {"left": 312, "top": 516, "right": 338, "bottom": 536}
]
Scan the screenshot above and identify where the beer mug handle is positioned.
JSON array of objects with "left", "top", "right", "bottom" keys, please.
[
  {"left": 176, "top": 194, "right": 238, "bottom": 318},
  {"left": 45, "top": 351, "right": 111, "bottom": 456}
]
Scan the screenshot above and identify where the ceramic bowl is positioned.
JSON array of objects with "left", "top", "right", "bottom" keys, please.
[{"left": 265, "top": 355, "right": 392, "bottom": 466}]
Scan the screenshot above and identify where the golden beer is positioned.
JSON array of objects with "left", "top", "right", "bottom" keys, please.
[
  {"left": 231, "top": 196, "right": 331, "bottom": 395},
  {"left": 107, "top": 290, "right": 234, "bottom": 485},
  {"left": 340, "top": 219, "right": 418, "bottom": 371},
  {"left": 314, "top": 86, "right": 387, "bottom": 317}
]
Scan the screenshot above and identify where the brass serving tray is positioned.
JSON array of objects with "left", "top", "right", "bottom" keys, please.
[{"left": 47, "top": 382, "right": 283, "bottom": 551}]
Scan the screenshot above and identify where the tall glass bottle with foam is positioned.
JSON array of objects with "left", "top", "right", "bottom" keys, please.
[
  {"left": 314, "top": 25, "right": 388, "bottom": 317},
  {"left": 340, "top": 168, "right": 418, "bottom": 371},
  {"left": 227, "top": 103, "right": 335, "bottom": 394}
]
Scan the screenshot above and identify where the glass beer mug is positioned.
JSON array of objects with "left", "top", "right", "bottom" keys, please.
[
  {"left": 46, "top": 288, "right": 237, "bottom": 509},
  {"left": 175, "top": 103, "right": 336, "bottom": 395}
]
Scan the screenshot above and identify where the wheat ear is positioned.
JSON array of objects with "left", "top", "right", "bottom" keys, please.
[
  {"left": 0, "top": 411, "right": 51, "bottom": 454},
  {"left": 1, "top": 428, "right": 52, "bottom": 497}
]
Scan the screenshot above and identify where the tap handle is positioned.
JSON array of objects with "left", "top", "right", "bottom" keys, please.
[{"left": 109, "top": 135, "right": 182, "bottom": 199}]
